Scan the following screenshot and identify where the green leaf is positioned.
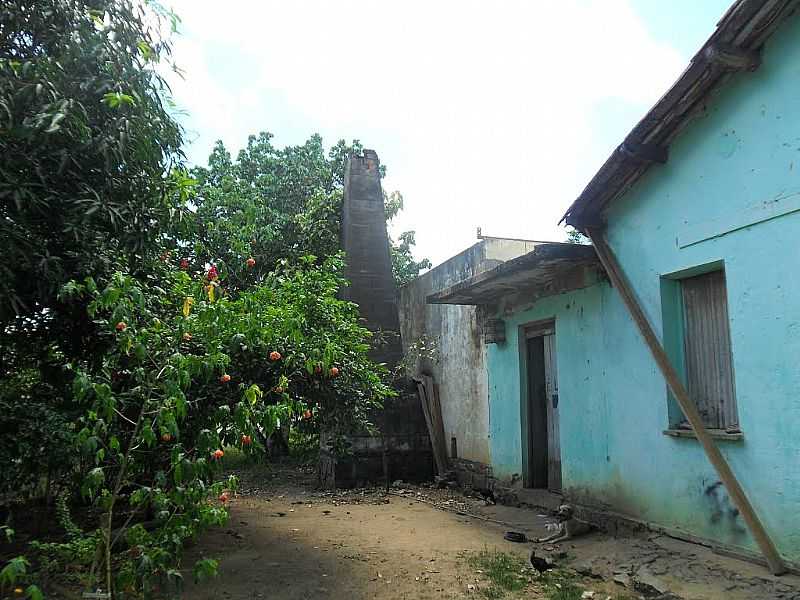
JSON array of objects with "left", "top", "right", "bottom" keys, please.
[
  {"left": 141, "top": 424, "right": 156, "bottom": 447},
  {"left": 101, "top": 92, "right": 136, "bottom": 108},
  {"left": 193, "top": 558, "right": 218, "bottom": 583},
  {"left": 0, "top": 556, "right": 29, "bottom": 586},
  {"left": 26, "top": 585, "right": 44, "bottom": 600},
  {"left": 45, "top": 112, "right": 66, "bottom": 133}
]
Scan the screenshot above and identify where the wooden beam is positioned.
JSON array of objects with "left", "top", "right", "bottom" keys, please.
[
  {"left": 704, "top": 43, "right": 761, "bottom": 71},
  {"left": 586, "top": 228, "right": 787, "bottom": 576},
  {"left": 618, "top": 141, "right": 669, "bottom": 164}
]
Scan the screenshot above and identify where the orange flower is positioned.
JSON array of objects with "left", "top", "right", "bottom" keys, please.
[
  {"left": 269, "top": 351, "right": 282, "bottom": 361},
  {"left": 212, "top": 449, "right": 224, "bottom": 460},
  {"left": 220, "top": 374, "right": 231, "bottom": 383},
  {"left": 246, "top": 257, "right": 256, "bottom": 268},
  {"left": 115, "top": 321, "right": 127, "bottom": 331},
  {"left": 329, "top": 366, "right": 340, "bottom": 378}
]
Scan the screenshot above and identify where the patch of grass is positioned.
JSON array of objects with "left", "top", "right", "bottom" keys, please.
[
  {"left": 468, "top": 549, "right": 530, "bottom": 598},
  {"left": 547, "top": 584, "right": 583, "bottom": 600},
  {"left": 540, "top": 569, "right": 584, "bottom": 600}
]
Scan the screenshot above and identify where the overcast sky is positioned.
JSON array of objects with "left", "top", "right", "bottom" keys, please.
[{"left": 165, "top": 0, "right": 731, "bottom": 267}]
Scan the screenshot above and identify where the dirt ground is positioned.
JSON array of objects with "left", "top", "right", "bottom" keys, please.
[{"left": 182, "top": 461, "right": 800, "bottom": 600}]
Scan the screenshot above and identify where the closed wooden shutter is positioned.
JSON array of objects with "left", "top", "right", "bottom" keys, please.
[{"left": 681, "top": 270, "right": 738, "bottom": 429}]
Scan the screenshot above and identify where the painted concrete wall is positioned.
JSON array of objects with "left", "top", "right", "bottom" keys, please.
[
  {"left": 488, "top": 14, "right": 800, "bottom": 561},
  {"left": 399, "top": 238, "right": 537, "bottom": 465}
]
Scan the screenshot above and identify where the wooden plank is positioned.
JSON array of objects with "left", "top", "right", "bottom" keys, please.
[
  {"left": 544, "top": 334, "right": 562, "bottom": 491},
  {"left": 415, "top": 377, "right": 448, "bottom": 475},
  {"left": 681, "top": 270, "right": 738, "bottom": 429},
  {"left": 586, "top": 228, "right": 786, "bottom": 575},
  {"left": 426, "top": 376, "right": 450, "bottom": 474}
]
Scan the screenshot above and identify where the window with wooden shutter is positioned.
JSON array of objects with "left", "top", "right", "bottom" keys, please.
[{"left": 680, "top": 269, "right": 738, "bottom": 431}]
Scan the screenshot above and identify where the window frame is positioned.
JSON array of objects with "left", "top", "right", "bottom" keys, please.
[{"left": 660, "top": 261, "right": 741, "bottom": 438}]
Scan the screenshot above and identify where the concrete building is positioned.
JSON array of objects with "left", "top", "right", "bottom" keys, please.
[
  {"left": 400, "top": 0, "right": 800, "bottom": 569},
  {"left": 398, "top": 236, "right": 541, "bottom": 483}
]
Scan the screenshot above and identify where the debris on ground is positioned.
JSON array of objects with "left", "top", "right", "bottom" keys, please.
[
  {"left": 503, "top": 531, "right": 528, "bottom": 543},
  {"left": 209, "top": 460, "right": 800, "bottom": 600}
]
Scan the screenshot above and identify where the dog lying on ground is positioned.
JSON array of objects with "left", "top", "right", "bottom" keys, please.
[{"left": 537, "top": 503, "right": 592, "bottom": 543}]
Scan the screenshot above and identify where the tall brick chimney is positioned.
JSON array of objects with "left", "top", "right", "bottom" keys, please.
[{"left": 340, "top": 150, "right": 402, "bottom": 367}]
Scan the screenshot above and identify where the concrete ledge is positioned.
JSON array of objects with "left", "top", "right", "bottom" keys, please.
[{"left": 663, "top": 428, "right": 744, "bottom": 441}]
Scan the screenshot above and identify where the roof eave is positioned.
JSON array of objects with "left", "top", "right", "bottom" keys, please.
[
  {"left": 426, "top": 244, "right": 599, "bottom": 306},
  {"left": 561, "top": 0, "right": 800, "bottom": 230}
]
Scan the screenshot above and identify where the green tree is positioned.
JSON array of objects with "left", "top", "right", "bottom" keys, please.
[
  {"left": 0, "top": 4, "right": 413, "bottom": 594},
  {"left": 0, "top": 0, "right": 185, "bottom": 321},
  {"left": 0, "top": 0, "right": 193, "bottom": 512},
  {"left": 191, "top": 135, "right": 430, "bottom": 289},
  {"left": 55, "top": 253, "right": 391, "bottom": 593},
  {"left": 384, "top": 191, "right": 432, "bottom": 285},
  {"left": 189, "top": 134, "right": 353, "bottom": 293}
]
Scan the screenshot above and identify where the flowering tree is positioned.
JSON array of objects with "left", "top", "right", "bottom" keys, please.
[{"left": 56, "top": 254, "right": 391, "bottom": 594}]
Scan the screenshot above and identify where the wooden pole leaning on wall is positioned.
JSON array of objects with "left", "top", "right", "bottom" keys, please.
[{"left": 585, "top": 227, "right": 786, "bottom": 576}]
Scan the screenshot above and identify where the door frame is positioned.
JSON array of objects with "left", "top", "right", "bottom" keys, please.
[{"left": 519, "top": 318, "right": 555, "bottom": 489}]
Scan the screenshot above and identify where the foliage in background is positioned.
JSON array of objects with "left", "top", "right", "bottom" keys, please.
[
  {"left": 1, "top": 0, "right": 422, "bottom": 595},
  {"left": 0, "top": 0, "right": 185, "bottom": 322},
  {"left": 394, "top": 334, "right": 440, "bottom": 379},
  {"left": 0, "top": 0, "right": 192, "bottom": 517},
  {"left": 384, "top": 191, "right": 432, "bottom": 286},
  {"left": 565, "top": 227, "right": 590, "bottom": 244},
  {"left": 191, "top": 137, "right": 430, "bottom": 289}
]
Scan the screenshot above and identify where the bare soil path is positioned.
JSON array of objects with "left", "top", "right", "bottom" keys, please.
[{"left": 182, "top": 461, "right": 800, "bottom": 600}]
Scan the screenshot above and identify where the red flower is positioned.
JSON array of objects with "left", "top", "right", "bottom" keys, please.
[
  {"left": 116, "top": 322, "right": 127, "bottom": 332},
  {"left": 241, "top": 434, "right": 252, "bottom": 445},
  {"left": 303, "top": 409, "right": 312, "bottom": 420},
  {"left": 246, "top": 257, "right": 256, "bottom": 268},
  {"left": 329, "top": 367, "right": 340, "bottom": 378},
  {"left": 180, "top": 258, "right": 189, "bottom": 269},
  {"left": 219, "top": 492, "right": 230, "bottom": 503},
  {"left": 220, "top": 374, "right": 231, "bottom": 383},
  {"left": 207, "top": 265, "right": 219, "bottom": 281}
]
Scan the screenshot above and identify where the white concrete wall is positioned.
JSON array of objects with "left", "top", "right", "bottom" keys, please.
[{"left": 398, "top": 239, "right": 535, "bottom": 465}]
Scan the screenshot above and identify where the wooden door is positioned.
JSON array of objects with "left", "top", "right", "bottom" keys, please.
[
  {"left": 543, "top": 334, "right": 562, "bottom": 491},
  {"left": 526, "top": 336, "right": 548, "bottom": 488}
]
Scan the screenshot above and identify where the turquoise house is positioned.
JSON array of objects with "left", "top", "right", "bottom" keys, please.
[{"left": 427, "top": 1, "right": 800, "bottom": 567}]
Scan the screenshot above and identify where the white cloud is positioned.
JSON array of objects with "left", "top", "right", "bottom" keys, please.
[{"left": 166, "top": 0, "right": 686, "bottom": 266}]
